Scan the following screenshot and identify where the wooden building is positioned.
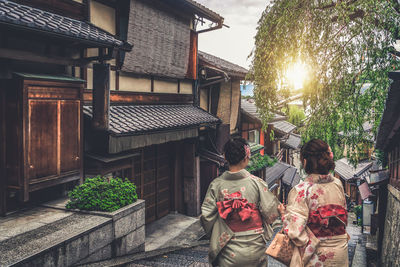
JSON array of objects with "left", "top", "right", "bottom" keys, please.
[
  {"left": 0, "top": 0, "right": 131, "bottom": 216},
  {"left": 375, "top": 71, "right": 400, "bottom": 266},
  {"left": 0, "top": 0, "right": 225, "bottom": 225},
  {"left": 240, "top": 98, "right": 300, "bottom": 164},
  {"left": 196, "top": 51, "right": 249, "bottom": 201},
  {"left": 80, "top": 1, "right": 224, "bottom": 223},
  {"left": 334, "top": 158, "right": 373, "bottom": 204}
]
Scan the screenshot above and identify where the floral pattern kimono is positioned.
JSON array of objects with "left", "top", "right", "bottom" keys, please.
[
  {"left": 282, "top": 174, "right": 349, "bottom": 267},
  {"left": 201, "top": 169, "right": 280, "bottom": 267}
]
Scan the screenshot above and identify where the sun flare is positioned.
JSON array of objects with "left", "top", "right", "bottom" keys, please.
[{"left": 285, "top": 61, "right": 309, "bottom": 90}]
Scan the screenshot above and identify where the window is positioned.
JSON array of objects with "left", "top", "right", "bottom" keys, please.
[{"left": 248, "top": 130, "right": 260, "bottom": 144}]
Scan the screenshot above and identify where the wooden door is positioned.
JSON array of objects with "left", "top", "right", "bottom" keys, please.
[
  {"left": 200, "top": 160, "right": 217, "bottom": 203},
  {"left": 28, "top": 100, "right": 58, "bottom": 180},
  {"left": 140, "top": 144, "right": 172, "bottom": 224},
  {"left": 156, "top": 144, "right": 171, "bottom": 219},
  {"left": 60, "top": 100, "right": 80, "bottom": 173},
  {"left": 142, "top": 146, "right": 157, "bottom": 223}
]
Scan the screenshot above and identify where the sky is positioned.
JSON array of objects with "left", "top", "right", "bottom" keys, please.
[{"left": 195, "top": 0, "right": 269, "bottom": 70}]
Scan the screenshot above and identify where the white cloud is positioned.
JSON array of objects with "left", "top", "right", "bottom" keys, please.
[{"left": 196, "top": 0, "right": 269, "bottom": 68}]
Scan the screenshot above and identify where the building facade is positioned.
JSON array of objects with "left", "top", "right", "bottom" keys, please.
[
  {"left": 375, "top": 71, "right": 400, "bottom": 266},
  {"left": 0, "top": 0, "right": 225, "bottom": 225}
]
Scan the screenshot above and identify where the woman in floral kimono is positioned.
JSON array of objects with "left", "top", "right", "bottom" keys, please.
[
  {"left": 278, "top": 139, "right": 349, "bottom": 267},
  {"left": 201, "top": 138, "right": 281, "bottom": 267}
]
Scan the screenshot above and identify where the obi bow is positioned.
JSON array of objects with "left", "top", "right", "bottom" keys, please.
[
  {"left": 217, "top": 191, "right": 256, "bottom": 221},
  {"left": 308, "top": 204, "right": 348, "bottom": 227}
]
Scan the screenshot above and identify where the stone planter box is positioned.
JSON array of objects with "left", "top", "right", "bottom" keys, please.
[
  {"left": 4, "top": 199, "right": 146, "bottom": 266},
  {"left": 77, "top": 199, "right": 146, "bottom": 264}
]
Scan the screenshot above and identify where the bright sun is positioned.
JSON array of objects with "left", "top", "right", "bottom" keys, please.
[{"left": 285, "top": 61, "right": 308, "bottom": 90}]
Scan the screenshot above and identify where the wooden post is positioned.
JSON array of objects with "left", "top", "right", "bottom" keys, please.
[{"left": 92, "top": 63, "right": 110, "bottom": 131}]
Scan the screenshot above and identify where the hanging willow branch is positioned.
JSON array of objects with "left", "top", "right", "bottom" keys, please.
[{"left": 248, "top": 0, "right": 400, "bottom": 166}]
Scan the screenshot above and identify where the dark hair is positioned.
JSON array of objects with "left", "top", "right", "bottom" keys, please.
[
  {"left": 223, "top": 138, "right": 249, "bottom": 165},
  {"left": 300, "top": 139, "right": 335, "bottom": 175}
]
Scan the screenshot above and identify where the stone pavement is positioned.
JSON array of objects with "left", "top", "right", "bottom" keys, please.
[
  {"left": 145, "top": 213, "right": 202, "bottom": 251},
  {"left": 87, "top": 212, "right": 366, "bottom": 266}
]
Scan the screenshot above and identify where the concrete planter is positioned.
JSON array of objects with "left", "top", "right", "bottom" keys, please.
[
  {"left": 6, "top": 199, "right": 146, "bottom": 266},
  {"left": 73, "top": 199, "right": 146, "bottom": 265}
]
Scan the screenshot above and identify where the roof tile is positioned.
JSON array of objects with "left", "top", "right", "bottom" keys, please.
[
  {"left": 199, "top": 51, "right": 248, "bottom": 78},
  {"left": 84, "top": 105, "right": 220, "bottom": 136},
  {"left": 0, "top": 0, "right": 124, "bottom": 47}
]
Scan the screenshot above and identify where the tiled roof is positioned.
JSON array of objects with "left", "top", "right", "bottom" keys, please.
[
  {"left": 0, "top": 0, "right": 126, "bottom": 48},
  {"left": 271, "top": 120, "right": 296, "bottom": 135},
  {"left": 281, "top": 166, "right": 298, "bottom": 187},
  {"left": 281, "top": 133, "right": 302, "bottom": 150},
  {"left": 179, "top": 0, "right": 223, "bottom": 23},
  {"left": 292, "top": 173, "right": 301, "bottom": 187},
  {"left": 263, "top": 160, "right": 300, "bottom": 187},
  {"left": 334, "top": 158, "right": 373, "bottom": 181},
  {"left": 241, "top": 99, "right": 287, "bottom": 123},
  {"left": 84, "top": 105, "right": 220, "bottom": 136},
  {"left": 367, "top": 169, "right": 389, "bottom": 185},
  {"left": 199, "top": 51, "right": 248, "bottom": 78},
  {"left": 264, "top": 161, "right": 290, "bottom": 187},
  {"left": 250, "top": 143, "right": 264, "bottom": 154}
]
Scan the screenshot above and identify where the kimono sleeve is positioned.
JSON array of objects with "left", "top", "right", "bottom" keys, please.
[
  {"left": 256, "top": 178, "right": 280, "bottom": 225},
  {"left": 282, "top": 185, "right": 310, "bottom": 247},
  {"left": 200, "top": 182, "right": 218, "bottom": 237}
]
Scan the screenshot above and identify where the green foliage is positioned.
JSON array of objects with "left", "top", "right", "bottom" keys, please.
[
  {"left": 354, "top": 205, "right": 363, "bottom": 226},
  {"left": 285, "top": 105, "right": 306, "bottom": 127},
  {"left": 66, "top": 176, "right": 138, "bottom": 212},
  {"left": 249, "top": 0, "right": 400, "bottom": 166},
  {"left": 246, "top": 153, "right": 277, "bottom": 173}
]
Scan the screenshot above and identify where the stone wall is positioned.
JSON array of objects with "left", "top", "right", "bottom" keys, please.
[
  {"left": 381, "top": 185, "right": 400, "bottom": 266},
  {"left": 21, "top": 199, "right": 145, "bottom": 266}
]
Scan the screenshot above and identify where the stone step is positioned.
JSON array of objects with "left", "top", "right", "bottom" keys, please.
[{"left": 0, "top": 212, "right": 111, "bottom": 266}]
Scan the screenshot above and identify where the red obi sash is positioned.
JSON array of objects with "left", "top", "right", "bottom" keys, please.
[
  {"left": 307, "top": 204, "right": 348, "bottom": 238},
  {"left": 217, "top": 191, "right": 263, "bottom": 232}
]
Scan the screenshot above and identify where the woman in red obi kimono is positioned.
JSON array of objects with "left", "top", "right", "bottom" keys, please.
[
  {"left": 278, "top": 139, "right": 349, "bottom": 267},
  {"left": 201, "top": 138, "right": 281, "bottom": 267}
]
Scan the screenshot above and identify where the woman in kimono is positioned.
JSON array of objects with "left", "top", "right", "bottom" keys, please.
[
  {"left": 201, "top": 138, "right": 281, "bottom": 267},
  {"left": 278, "top": 139, "right": 349, "bottom": 267}
]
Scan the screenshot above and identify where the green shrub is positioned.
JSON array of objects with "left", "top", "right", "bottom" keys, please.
[
  {"left": 66, "top": 176, "right": 138, "bottom": 212},
  {"left": 246, "top": 154, "right": 277, "bottom": 173}
]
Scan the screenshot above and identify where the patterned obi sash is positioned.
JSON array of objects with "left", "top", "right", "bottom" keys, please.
[
  {"left": 307, "top": 204, "right": 348, "bottom": 238},
  {"left": 217, "top": 191, "right": 263, "bottom": 232}
]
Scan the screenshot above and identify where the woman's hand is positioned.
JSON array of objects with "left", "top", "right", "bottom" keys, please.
[{"left": 277, "top": 203, "right": 286, "bottom": 216}]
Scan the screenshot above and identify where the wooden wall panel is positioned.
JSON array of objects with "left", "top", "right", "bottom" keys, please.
[
  {"left": 83, "top": 90, "right": 193, "bottom": 105},
  {"left": 60, "top": 101, "right": 80, "bottom": 173},
  {"left": 217, "top": 81, "right": 232, "bottom": 125},
  {"left": 229, "top": 79, "right": 241, "bottom": 133},
  {"left": 28, "top": 100, "right": 58, "bottom": 180}
]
